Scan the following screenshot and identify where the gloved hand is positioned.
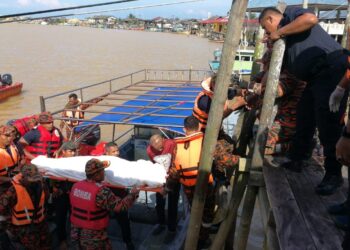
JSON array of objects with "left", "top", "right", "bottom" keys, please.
[{"left": 329, "top": 86, "right": 345, "bottom": 112}]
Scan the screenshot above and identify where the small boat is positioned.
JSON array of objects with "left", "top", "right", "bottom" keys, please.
[
  {"left": 209, "top": 48, "right": 254, "bottom": 75},
  {"left": 0, "top": 82, "right": 23, "bottom": 101}
]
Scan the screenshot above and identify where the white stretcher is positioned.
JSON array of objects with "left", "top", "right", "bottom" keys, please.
[{"left": 31, "top": 155, "right": 171, "bottom": 191}]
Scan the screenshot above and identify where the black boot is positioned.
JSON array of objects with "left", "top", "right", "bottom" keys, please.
[
  {"left": 281, "top": 160, "right": 306, "bottom": 173},
  {"left": 334, "top": 215, "right": 349, "bottom": 231},
  {"left": 328, "top": 201, "right": 348, "bottom": 215},
  {"left": 315, "top": 174, "right": 343, "bottom": 196}
]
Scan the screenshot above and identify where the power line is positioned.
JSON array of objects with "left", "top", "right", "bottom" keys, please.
[
  {"left": 0, "top": 0, "right": 139, "bottom": 19},
  {"left": 0, "top": 0, "right": 203, "bottom": 24}
]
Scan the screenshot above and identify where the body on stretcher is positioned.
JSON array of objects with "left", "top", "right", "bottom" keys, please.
[{"left": 32, "top": 155, "right": 169, "bottom": 193}]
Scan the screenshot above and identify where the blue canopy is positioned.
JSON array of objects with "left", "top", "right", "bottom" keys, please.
[{"left": 77, "top": 83, "right": 202, "bottom": 135}]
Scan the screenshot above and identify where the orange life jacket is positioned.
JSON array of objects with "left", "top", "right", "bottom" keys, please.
[
  {"left": 63, "top": 107, "right": 84, "bottom": 127},
  {"left": 0, "top": 145, "right": 19, "bottom": 177},
  {"left": 192, "top": 91, "right": 212, "bottom": 132},
  {"left": 70, "top": 180, "right": 109, "bottom": 230},
  {"left": 174, "top": 132, "right": 213, "bottom": 193},
  {"left": 11, "top": 174, "right": 45, "bottom": 226},
  {"left": 25, "top": 125, "right": 62, "bottom": 158}
]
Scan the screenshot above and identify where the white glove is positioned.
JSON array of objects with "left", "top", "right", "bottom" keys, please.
[{"left": 329, "top": 86, "right": 345, "bottom": 113}]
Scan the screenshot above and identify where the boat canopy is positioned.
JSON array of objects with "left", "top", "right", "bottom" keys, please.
[{"left": 75, "top": 83, "right": 201, "bottom": 135}]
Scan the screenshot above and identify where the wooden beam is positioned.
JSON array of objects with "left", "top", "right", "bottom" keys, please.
[{"left": 341, "top": 0, "right": 350, "bottom": 49}]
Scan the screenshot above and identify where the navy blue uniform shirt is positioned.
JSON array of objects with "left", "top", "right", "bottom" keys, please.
[{"left": 280, "top": 6, "right": 343, "bottom": 81}]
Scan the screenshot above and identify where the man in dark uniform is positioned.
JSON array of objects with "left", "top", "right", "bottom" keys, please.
[
  {"left": 259, "top": 6, "right": 349, "bottom": 195},
  {"left": 70, "top": 158, "right": 139, "bottom": 250},
  {"left": 0, "top": 164, "right": 51, "bottom": 250}
]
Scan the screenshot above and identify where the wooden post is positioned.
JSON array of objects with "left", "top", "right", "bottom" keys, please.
[
  {"left": 234, "top": 185, "right": 259, "bottom": 250},
  {"left": 184, "top": 0, "right": 249, "bottom": 249},
  {"left": 250, "top": 39, "right": 285, "bottom": 171},
  {"left": 341, "top": 0, "right": 350, "bottom": 49},
  {"left": 210, "top": 161, "right": 250, "bottom": 249},
  {"left": 39, "top": 96, "right": 46, "bottom": 112},
  {"left": 251, "top": 26, "right": 265, "bottom": 77}
]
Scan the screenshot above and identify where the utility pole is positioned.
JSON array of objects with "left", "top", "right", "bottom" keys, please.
[
  {"left": 183, "top": 0, "right": 249, "bottom": 249},
  {"left": 341, "top": 0, "right": 350, "bottom": 49}
]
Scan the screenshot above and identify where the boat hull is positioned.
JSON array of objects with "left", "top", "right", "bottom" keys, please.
[{"left": 0, "top": 82, "right": 23, "bottom": 101}]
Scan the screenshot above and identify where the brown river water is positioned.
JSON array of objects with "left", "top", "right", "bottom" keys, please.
[{"left": 0, "top": 23, "right": 263, "bottom": 249}]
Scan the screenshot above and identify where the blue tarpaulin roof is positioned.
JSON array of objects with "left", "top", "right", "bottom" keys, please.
[{"left": 78, "top": 83, "right": 202, "bottom": 135}]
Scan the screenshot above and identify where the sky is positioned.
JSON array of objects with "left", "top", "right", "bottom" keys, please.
[{"left": 0, "top": 0, "right": 234, "bottom": 19}]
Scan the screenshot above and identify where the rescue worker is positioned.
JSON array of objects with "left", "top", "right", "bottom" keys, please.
[
  {"left": 259, "top": 6, "right": 349, "bottom": 195},
  {"left": 60, "top": 93, "right": 84, "bottom": 139},
  {"left": 70, "top": 158, "right": 140, "bottom": 249},
  {"left": 146, "top": 134, "right": 180, "bottom": 238},
  {"left": 192, "top": 75, "right": 244, "bottom": 191},
  {"left": 9, "top": 115, "right": 38, "bottom": 137},
  {"left": 0, "top": 164, "right": 51, "bottom": 249},
  {"left": 0, "top": 125, "right": 21, "bottom": 249},
  {"left": 7, "top": 125, "right": 26, "bottom": 172},
  {"left": 246, "top": 49, "right": 307, "bottom": 155},
  {"left": 0, "top": 125, "right": 21, "bottom": 183},
  {"left": 104, "top": 142, "right": 135, "bottom": 250},
  {"left": 192, "top": 74, "right": 246, "bottom": 133},
  {"left": 166, "top": 116, "right": 215, "bottom": 249},
  {"left": 53, "top": 141, "right": 77, "bottom": 249},
  {"left": 20, "top": 112, "right": 64, "bottom": 161}
]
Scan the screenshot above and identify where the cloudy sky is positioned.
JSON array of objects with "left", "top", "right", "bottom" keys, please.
[{"left": 0, "top": 0, "right": 233, "bottom": 19}]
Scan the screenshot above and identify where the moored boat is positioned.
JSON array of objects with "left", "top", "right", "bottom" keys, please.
[
  {"left": 0, "top": 82, "right": 23, "bottom": 101},
  {"left": 209, "top": 48, "right": 254, "bottom": 75}
]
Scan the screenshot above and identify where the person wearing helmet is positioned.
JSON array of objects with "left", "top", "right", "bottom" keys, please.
[
  {"left": 70, "top": 158, "right": 140, "bottom": 249},
  {"left": 192, "top": 73, "right": 246, "bottom": 133},
  {"left": 0, "top": 164, "right": 51, "bottom": 249},
  {"left": 19, "top": 112, "right": 64, "bottom": 161}
]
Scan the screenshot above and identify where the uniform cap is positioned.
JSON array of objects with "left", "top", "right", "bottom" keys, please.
[
  {"left": 85, "top": 158, "right": 110, "bottom": 176},
  {"left": 38, "top": 112, "right": 53, "bottom": 123}
]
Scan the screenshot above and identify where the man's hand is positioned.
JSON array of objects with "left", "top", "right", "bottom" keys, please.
[
  {"left": 336, "top": 136, "right": 350, "bottom": 166},
  {"left": 329, "top": 86, "right": 345, "bottom": 112},
  {"left": 268, "top": 30, "right": 282, "bottom": 41}
]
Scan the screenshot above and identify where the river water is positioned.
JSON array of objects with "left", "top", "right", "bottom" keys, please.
[
  {"left": 0, "top": 23, "right": 219, "bottom": 123},
  {"left": 0, "top": 23, "right": 263, "bottom": 249}
]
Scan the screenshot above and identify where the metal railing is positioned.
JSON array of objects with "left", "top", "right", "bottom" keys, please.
[{"left": 40, "top": 69, "right": 211, "bottom": 114}]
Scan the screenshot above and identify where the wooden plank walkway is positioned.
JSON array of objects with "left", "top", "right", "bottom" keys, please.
[{"left": 264, "top": 157, "right": 347, "bottom": 250}]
